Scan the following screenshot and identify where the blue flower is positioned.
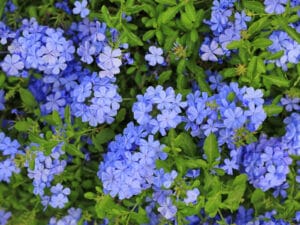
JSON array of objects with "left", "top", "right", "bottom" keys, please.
[
  {"left": 145, "top": 46, "right": 164, "bottom": 66},
  {"left": 73, "top": 0, "right": 90, "bottom": 18},
  {"left": 200, "top": 39, "right": 224, "bottom": 61},
  {"left": 0, "top": 210, "right": 11, "bottom": 225},
  {"left": 184, "top": 188, "right": 200, "bottom": 205},
  {"left": 1, "top": 54, "right": 24, "bottom": 76},
  {"left": 157, "top": 197, "right": 177, "bottom": 220},
  {"left": 0, "top": 90, "right": 5, "bottom": 111},
  {"left": 234, "top": 11, "right": 251, "bottom": 30},
  {"left": 49, "top": 183, "right": 71, "bottom": 209},
  {"left": 223, "top": 107, "right": 246, "bottom": 129},
  {"left": 98, "top": 46, "right": 122, "bottom": 78},
  {"left": 264, "top": 0, "right": 287, "bottom": 14},
  {"left": 281, "top": 96, "right": 300, "bottom": 112},
  {"left": 49, "top": 208, "right": 82, "bottom": 225}
]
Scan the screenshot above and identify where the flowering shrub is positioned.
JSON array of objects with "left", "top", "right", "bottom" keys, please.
[{"left": 0, "top": 0, "right": 300, "bottom": 224}]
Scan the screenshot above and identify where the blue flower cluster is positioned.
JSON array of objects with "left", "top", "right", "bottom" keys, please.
[
  {"left": 48, "top": 207, "right": 82, "bottom": 225},
  {"left": 70, "top": 72, "right": 122, "bottom": 126},
  {"left": 267, "top": 31, "right": 300, "bottom": 70},
  {"left": 1, "top": 18, "right": 75, "bottom": 76},
  {"left": 26, "top": 142, "right": 69, "bottom": 209},
  {"left": 283, "top": 113, "right": 300, "bottom": 155},
  {"left": 185, "top": 81, "right": 266, "bottom": 147},
  {"left": 133, "top": 85, "right": 187, "bottom": 136},
  {"left": 98, "top": 122, "right": 169, "bottom": 199},
  {"left": 199, "top": 0, "right": 251, "bottom": 61},
  {"left": 68, "top": 18, "right": 131, "bottom": 78},
  {"left": 0, "top": 132, "right": 22, "bottom": 182},
  {"left": 242, "top": 135, "right": 292, "bottom": 191}
]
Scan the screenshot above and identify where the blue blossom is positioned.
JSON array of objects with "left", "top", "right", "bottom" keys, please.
[
  {"left": 224, "top": 107, "right": 246, "bottom": 129},
  {"left": 49, "top": 208, "right": 82, "bottom": 225},
  {"left": 0, "top": 90, "right": 5, "bottom": 111},
  {"left": 0, "top": 22, "right": 15, "bottom": 45},
  {"left": 264, "top": 0, "right": 287, "bottom": 14},
  {"left": 157, "top": 197, "right": 177, "bottom": 220},
  {"left": 44, "top": 91, "right": 66, "bottom": 114},
  {"left": 184, "top": 188, "right": 200, "bottom": 205},
  {"left": 283, "top": 113, "right": 300, "bottom": 155},
  {"left": 77, "top": 40, "right": 96, "bottom": 64},
  {"left": 200, "top": 39, "right": 224, "bottom": 61},
  {"left": 73, "top": 0, "right": 90, "bottom": 18},
  {"left": 0, "top": 158, "right": 20, "bottom": 183},
  {"left": 234, "top": 11, "right": 251, "bottom": 30},
  {"left": 242, "top": 135, "right": 292, "bottom": 191},
  {"left": 55, "top": 0, "right": 72, "bottom": 14},
  {"left": 145, "top": 46, "right": 164, "bottom": 66},
  {"left": 49, "top": 183, "right": 71, "bottom": 209},
  {"left": 222, "top": 158, "right": 239, "bottom": 175},
  {"left": 0, "top": 210, "right": 11, "bottom": 225},
  {"left": 281, "top": 96, "right": 300, "bottom": 112},
  {"left": 133, "top": 85, "right": 186, "bottom": 136},
  {"left": 1, "top": 54, "right": 24, "bottom": 76},
  {"left": 98, "top": 46, "right": 122, "bottom": 78}
]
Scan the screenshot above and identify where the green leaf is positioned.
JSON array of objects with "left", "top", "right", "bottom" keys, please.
[
  {"left": 19, "top": 88, "right": 37, "bottom": 108},
  {"left": 158, "top": 5, "right": 181, "bottom": 24},
  {"left": 142, "top": 29, "right": 156, "bottom": 41},
  {"left": 0, "top": 0, "right": 7, "bottom": 22},
  {"left": 266, "top": 50, "right": 284, "bottom": 60},
  {"left": 14, "top": 121, "right": 31, "bottom": 132},
  {"left": 158, "top": 70, "right": 172, "bottom": 85},
  {"left": 64, "top": 144, "right": 85, "bottom": 158},
  {"left": 203, "top": 133, "right": 219, "bottom": 167},
  {"left": 185, "top": 3, "right": 196, "bottom": 22},
  {"left": 174, "top": 132, "right": 197, "bottom": 156},
  {"left": 84, "top": 192, "right": 96, "bottom": 200},
  {"left": 221, "top": 68, "right": 236, "bottom": 78},
  {"left": 246, "top": 56, "right": 257, "bottom": 82},
  {"left": 181, "top": 13, "right": 193, "bottom": 29},
  {"left": 222, "top": 174, "right": 247, "bottom": 211},
  {"left": 123, "top": 28, "right": 143, "bottom": 46},
  {"left": 262, "top": 75, "right": 290, "bottom": 88},
  {"left": 155, "top": 0, "right": 176, "bottom": 5},
  {"left": 190, "top": 29, "right": 198, "bottom": 42},
  {"left": 226, "top": 40, "right": 243, "bottom": 50},
  {"left": 251, "top": 189, "right": 266, "bottom": 214},
  {"left": 243, "top": 1, "right": 265, "bottom": 14},
  {"left": 275, "top": 17, "right": 300, "bottom": 44},
  {"left": 101, "top": 6, "right": 113, "bottom": 27},
  {"left": 93, "top": 128, "right": 115, "bottom": 145},
  {"left": 248, "top": 17, "right": 269, "bottom": 35},
  {"left": 263, "top": 105, "right": 283, "bottom": 116},
  {"left": 252, "top": 38, "right": 273, "bottom": 49}
]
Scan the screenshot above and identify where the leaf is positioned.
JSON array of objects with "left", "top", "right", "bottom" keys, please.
[
  {"left": 263, "top": 105, "right": 283, "bottom": 116},
  {"left": 246, "top": 56, "right": 257, "bottom": 82},
  {"left": 158, "top": 70, "right": 172, "bottom": 85},
  {"left": 203, "top": 133, "right": 219, "bottom": 167},
  {"left": 101, "top": 6, "right": 113, "bottom": 27},
  {"left": 190, "top": 29, "right": 198, "bottom": 42},
  {"left": 181, "top": 12, "right": 193, "bottom": 29},
  {"left": 14, "top": 121, "right": 31, "bottom": 132},
  {"left": 142, "top": 29, "right": 156, "bottom": 41},
  {"left": 185, "top": 3, "right": 196, "bottom": 22},
  {"left": 274, "top": 17, "right": 300, "bottom": 44},
  {"left": 262, "top": 75, "right": 290, "bottom": 88},
  {"left": 0, "top": 0, "right": 7, "bottom": 19},
  {"left": 243, "top": 1, "right": 265, "bottom": 14},
  {"left": 226, "top": 40, "right": 243, "bottom": 50},
  {"left": 123, "top": 28, "right": 143, "bottom": 46},
  {"left": 251, "top": 189, "right": 266, "bottom": 214},
  {"left": 155, "top": 0, "right": 177, "bottom": 5},
  {"left": 248, "top": 17, "right": 269, "bottom": 35},
  {"left": 252, "top": 38, "right": 273, "bottom": 49},
  {"left": 221, "top": 68, "right": 236, "bottom": 78},
  {"left": 19, "top": 88, "right": 37, "bottom": 108},
  {"left": 158, "top": 5, "right": 181, "bottom": 24},
  {"left": 94, "top": 128, "right": 115, "bottom": 145},
  {"left": 174, "top": 132, "right": 197, "bottom": 156},
  {"left": 64, "top": 144, "right": 85, "bottom": 158},
  {"left": 222, "top": 174, "right": 247, "bottom": 211},
  {"left": 266, "top": 50, "right": 284, "bottom": 60}
]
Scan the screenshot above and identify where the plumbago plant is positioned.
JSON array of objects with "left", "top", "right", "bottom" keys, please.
[{"left": 0, "top": 0, "right": 300, "bottom": 224}]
